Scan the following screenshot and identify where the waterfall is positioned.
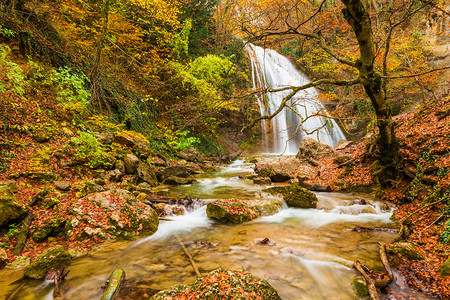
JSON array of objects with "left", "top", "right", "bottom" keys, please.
[{"left": 246, "top": 43, "right": 346, "bottom": 155}]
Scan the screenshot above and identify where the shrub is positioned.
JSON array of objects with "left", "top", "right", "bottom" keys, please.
[{"left": 63, "top": 132, "right": 113, "bottom": 169}]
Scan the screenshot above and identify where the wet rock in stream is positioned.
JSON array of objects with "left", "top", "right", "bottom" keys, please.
[
  {"left": 263, "top": 184, "right": 318, "bottom": 208},
  {"left": 206, "top": 199, "right": 282, "bottom": 223},
  {"left": 151, "top": 268, "right": 281, "bottom": 300}
]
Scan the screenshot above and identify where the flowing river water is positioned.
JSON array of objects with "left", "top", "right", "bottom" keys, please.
[{"left": 0, "top": 158, "right": 412, "bottom": 300}]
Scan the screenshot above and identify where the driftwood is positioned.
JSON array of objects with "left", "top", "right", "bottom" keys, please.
[
  {"left": 174, "top": 233, "right": 200, "bottom": 277},
  {"left": 101, "top": 269, "right": 126, "bottom": 300},
  {"left": 352, "top": 226, "right": 397, "bottom": 233},
  {"left": 354, "top": 243, "right": 393, "bottom": 300},
  {"left": 378, "top": 243, "right": 393, "bottom": 284},
  {"left": 354, "top": 261, "right": 381, "bottom": 300},
  {"left": 13, "top": 210, "right": 33, "bottom": 255},
  {"left": 45, "top": 266, "right": 69, "bottom": 297}
]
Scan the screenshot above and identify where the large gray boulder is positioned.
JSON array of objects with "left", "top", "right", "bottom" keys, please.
[
  {"left": 255, "top": 157, "right": 313, "bottom": 182},
  {"left": 158, "top": 164, "right": 190, "bottom": 179},
  {"left": 296, "top": 137, "right": 334, "bottom": 159}
]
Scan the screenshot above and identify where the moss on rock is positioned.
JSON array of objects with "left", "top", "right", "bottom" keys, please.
[
  {"left": 151, "top": 268, "right": 281, "bottom": 300},
  {"left": 386, "top": 242, "right": 424, "bottom": 260},
  {"left": 438, "top": 257, "right": 450, "bottom": 277},
  {"left": 0, "top": 184, "right": 28, "bottom": 226},
  {"left": 264, "top": 184, "right": 318, "bottom": 208},
  {"left": 206, "top": 199, "right": 257, "bottom": 223},
  {"left": 23, "top": 246, "right": 72, "bottom": 279},
  {"left": 352, "top": 276, "right": 369, "bottom": 297}
]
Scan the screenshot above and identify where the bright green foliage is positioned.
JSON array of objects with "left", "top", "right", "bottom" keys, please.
[
  {"left": 7, "top": 224, "right": 19, "bottom": 238},
  {"left": 173, "top": 19, "right": 192, "bottom": 60},
  {"left": 161, "top": 127, "right": 200, "bottom": 153},
  {"left": 52, "top": 67, "right": 90, "bottom": 107},
  {"left": 440, "top": 219, "right": 450, "bottom": 244},
  {"left": 63, "top": 132, "right": 112, "bottom": 169},
  {"left": 188, "top": 54, "right": 235, "bottom": 92},
  {"left": 0, "top": 24, "right": 15, "bottom": 37},
  {"left": 0, "top": 45, "right": 27, "bottom": 96}
]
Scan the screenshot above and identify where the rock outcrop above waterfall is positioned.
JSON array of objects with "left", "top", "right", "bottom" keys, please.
[
  {"left": 254, "top": 157, "right": 313, "bottom": 182},
  {"left": 296, "top": 137, "right": 334, "bottom": 159},
  {"left": 206, "top": 199, "right": 282, "bottom": 223},
  {"left": 264, "top": 184, "right": 318, "bottom": 208},
  {"left": 151, "top": 268, "right": 281, "bottom": 300}
]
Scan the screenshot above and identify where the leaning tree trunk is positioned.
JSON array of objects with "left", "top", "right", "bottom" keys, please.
[{"left": 341, "top": 0, "right": 399, "bottom": 185}]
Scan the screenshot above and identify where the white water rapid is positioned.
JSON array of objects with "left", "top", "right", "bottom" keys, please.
[{"left": 246, "top": 43, "right": 346, "bottom": 155}]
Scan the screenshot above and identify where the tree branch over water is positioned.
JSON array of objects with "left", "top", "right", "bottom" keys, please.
[{"left": 241, "top": 77, "right": 360, "bottom": 132}]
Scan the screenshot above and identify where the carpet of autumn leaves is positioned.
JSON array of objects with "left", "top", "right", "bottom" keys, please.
[{"left": 152, "top": 268, "right": 280, "bottom": 299}]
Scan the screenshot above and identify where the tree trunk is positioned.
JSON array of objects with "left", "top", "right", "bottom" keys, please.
[
  {"left": 341, "top": 0, "right": 399, "bottom": 184},
  {"left": 91, "top": 4, "right": 109, "bottom": 80}
]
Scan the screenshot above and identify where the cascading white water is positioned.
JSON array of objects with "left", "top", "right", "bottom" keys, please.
[{"left": 246, "top": 43, "right": 346, "bottom": 155}]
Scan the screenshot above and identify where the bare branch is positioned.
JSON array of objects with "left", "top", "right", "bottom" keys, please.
[
  {"left": 241, "top": 77, "right": 360, "bottom": 131},
  {"left": 381, "top": 66, "right": 450, "bottom": 79},
  {"left": 317, "top": 33, "right": 357, "bottom": 67},
  {"left": 419, "top": 0, "right": 450, "bottom": 17}
]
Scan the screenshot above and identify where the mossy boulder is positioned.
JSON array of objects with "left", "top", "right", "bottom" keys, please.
[
  {"left": 438, "top": 257, "right": 450, "bottom": 277},
  {"left": 264, "top": 184, "right": 318, "bottom": 208},
  {"left": 151, "top": 268, "right": 281, "bottom": 300},
  {"left": 31, "top": 218, "right": 66, "bottom": 242},
  {"left": 163, "top": 176, "right": 195, "bottom": 185},
  {"left": 136, "top": 161, "right": 157, "bottom": 186},
  {"left": 386, "top": 242, "right": 424, "bottom": 260},
  {"left": 207, "top": 199, "right": 257, "bottom": 223},
  {"left": 32, "top": 127, "right": 53, "bottom": 143},
  {"left": 253, "top": 177, "right": 272, "bottom": 185},
  {"left": 247, "top": 199, "right": 283, "bottom": 217},
  {"left": 0, "top": 183, "right": 28, "bottom": 226},
  {"left": 352, "top": 276, "right": 369, "bottom": 297},
  {"left": 5, "top": 256, "right": 31, "bottom": 270},
  {"left": 26, "top": 149, "right": 56, "bottom": 181},
  {"left": 23, "top": 246, "right": 72, "bottom": 279},
  {"left": 206, "top": 199, "right": 282, "bottom": 224},
  {"left": 0, "top": 248, "right": 7, "bottom": 268},
  {"left": 124, "top": 154, "right": 139, "bottom": 174}
]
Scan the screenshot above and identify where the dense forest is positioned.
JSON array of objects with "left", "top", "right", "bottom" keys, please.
[{"left": 0, "top": 0, "right": 449, "bottom": 299}]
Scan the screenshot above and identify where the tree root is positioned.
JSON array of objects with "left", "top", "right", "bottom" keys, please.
[{"left": 393, "top": 197, "right": 447, "bottom": 242}]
